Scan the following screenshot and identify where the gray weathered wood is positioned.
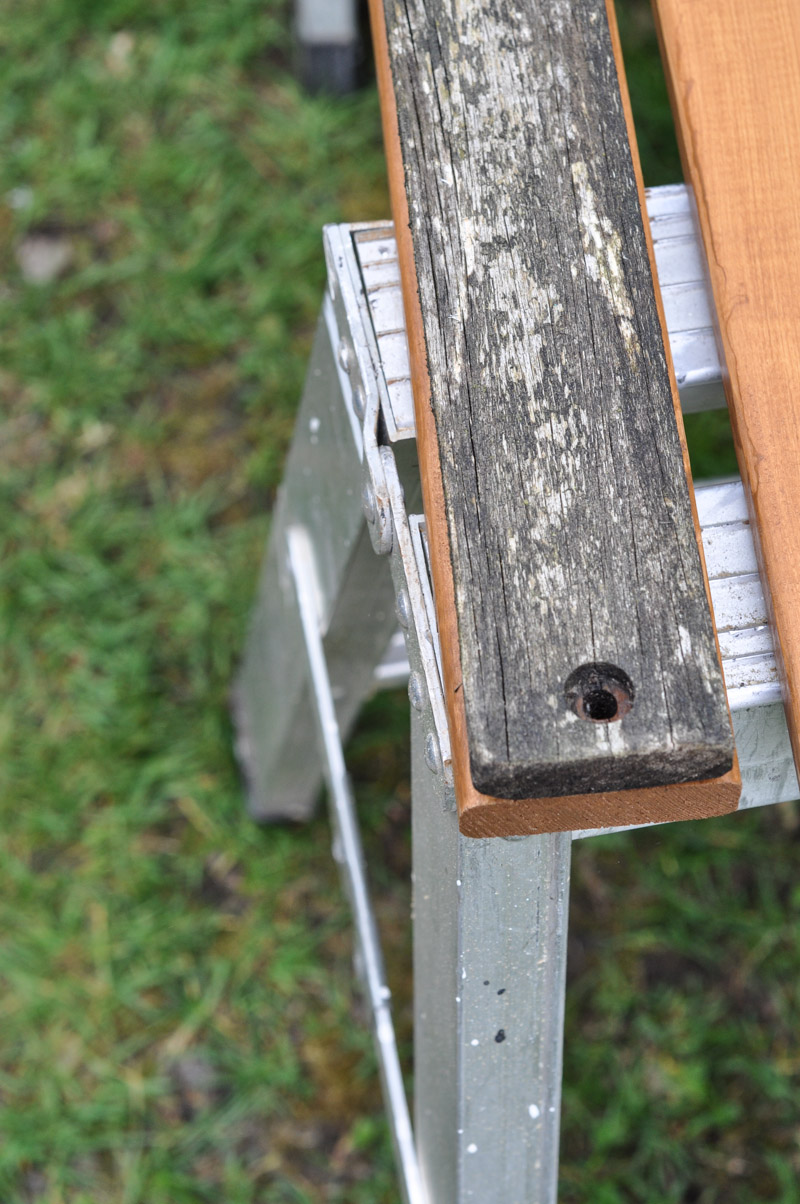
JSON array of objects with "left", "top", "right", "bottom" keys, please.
[{"left": 381, "top": 0, "right": 733, "bottom": 798}]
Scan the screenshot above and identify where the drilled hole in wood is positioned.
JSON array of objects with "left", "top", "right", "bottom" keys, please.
[
  {"left": 583, "top": 688, "right": 618, "bottom": 720},
  {"left": 564, "top": 663, "right": 634, "bottom": 724}
]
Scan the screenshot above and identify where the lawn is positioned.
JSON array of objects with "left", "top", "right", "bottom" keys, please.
[{"left": 0, "top": 1, "right": 797, "bottom": 1202}]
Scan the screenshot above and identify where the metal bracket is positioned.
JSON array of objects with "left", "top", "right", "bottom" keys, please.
[
  {"left": 323, "top": 224, "right": 453, "bottom": 791},
  {"left": 324, "top": 223, "right": 394, "bottom": 555}
]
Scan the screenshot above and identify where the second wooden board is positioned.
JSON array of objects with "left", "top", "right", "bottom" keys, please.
[{"left": 653, "top": 0, "right": 800, "bottom": 806}]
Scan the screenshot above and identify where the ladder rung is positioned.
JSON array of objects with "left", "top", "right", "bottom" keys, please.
[{"left": 354, "top": 184, "right": 725, "bottom": 443}]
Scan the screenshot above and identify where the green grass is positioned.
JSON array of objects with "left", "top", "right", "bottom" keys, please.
[{"left": 0, "top": 1, "right": 796, "bottom": 1201}]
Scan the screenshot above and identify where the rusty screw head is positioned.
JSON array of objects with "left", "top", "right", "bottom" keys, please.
[{"left": 564, "top": 662, "right": 634, "bottom": 723}]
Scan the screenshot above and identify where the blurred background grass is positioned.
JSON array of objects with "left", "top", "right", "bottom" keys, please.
[{"left": 0, "top": 1, "right": 797, "bottom": 1201}]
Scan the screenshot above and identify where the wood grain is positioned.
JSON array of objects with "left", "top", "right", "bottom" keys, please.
[
  {"left": 653, "top": 0, "right": 800, "bottom": 807},
  {"left": 369, "top": 0, "right": 739, "bottom": 833}
]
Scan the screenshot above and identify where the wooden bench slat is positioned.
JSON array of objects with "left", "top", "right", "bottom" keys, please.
[{"left": 369, "top": 0, "right": 737, "bottom": 833}]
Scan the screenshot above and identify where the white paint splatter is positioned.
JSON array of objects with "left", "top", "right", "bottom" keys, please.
[
  {"left": 528, "top": 1104, "right": 541, "bottom": 1119},
  {"left": 605, "top": 722, "right": 627, "bottom": 754},
  {"left": 571, "top": 160, "right": 639, "bottom": 363},
  {"left": 462, "top": 216, "right": 477, "bottom": 277},
  {"left": 467, "top": 1143, "right": 478, "bottom": 1154}
]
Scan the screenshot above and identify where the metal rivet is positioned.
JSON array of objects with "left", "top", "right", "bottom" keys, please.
[
  {"left": 352, "top": 384, "right": 366, "bottom": 420},
  {"left": 424, "top": 731, "right": 442, "bottom": 775},
  {"left": 408, "top": 671, "right": 427, "bottom": 712},
  {"left": 396, "top": 588, "right": 411, "bottom": 629},
  {"left": 338, "top": 337, "right": 352, "bottom": 374},
  {"left": 362, "top": 481, "right": 377, "bottom": 525},
  {"left": 363, "top": 485, "right": 393, "bottom": 556}
]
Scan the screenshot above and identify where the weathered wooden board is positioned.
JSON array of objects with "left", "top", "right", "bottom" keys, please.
[
  {"left": 653, "top": 0, "right": 800, "bottom": 808},
  {"left": 369, "top": 0, "right": 738, "bottom": 832}
]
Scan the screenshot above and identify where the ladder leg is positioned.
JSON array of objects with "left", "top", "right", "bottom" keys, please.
[
  {"left": 233, "top": 301, "right": 396, "bottom": 821},
  {"left": 286, "top": 523, "right": 425, "bottom": 1204},
  {"left": 412, "top": 705, "right": 572, "bottom": 1203}
]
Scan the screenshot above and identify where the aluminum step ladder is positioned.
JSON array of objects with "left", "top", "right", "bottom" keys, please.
[{"left": 232, "top": 183, "right": 800, "bottom": 1204}]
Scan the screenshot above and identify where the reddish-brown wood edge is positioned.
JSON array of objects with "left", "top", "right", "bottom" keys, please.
[
  {"left": 653, "top": 0, "right": 800, "bottom": 795},
  {"left": 367, "top": 0, "right": 740, "bottom": 836}
]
